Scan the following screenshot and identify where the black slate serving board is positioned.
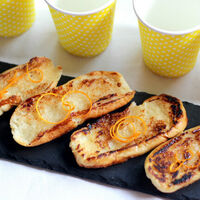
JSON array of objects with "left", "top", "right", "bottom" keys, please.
[{"left": 1, "top": 61, "right": 200, "bottom": 200}]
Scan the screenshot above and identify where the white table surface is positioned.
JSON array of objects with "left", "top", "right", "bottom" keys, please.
[{"left": 0, "top": 0, "right": 200, "bottom": 200}]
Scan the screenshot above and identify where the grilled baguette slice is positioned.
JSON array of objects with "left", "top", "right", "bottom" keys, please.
[
  {"left": 10, "top": 71, "right": 134, "bottom": 147},
  {"left": 70, "top": 94, "right": 187, "bottom": 168},
  {"left": 0, "top": 57, "right": 62, "bottom": 116},
  {"left": 145, "top": 126, "right": 200, "bottom": 193}
]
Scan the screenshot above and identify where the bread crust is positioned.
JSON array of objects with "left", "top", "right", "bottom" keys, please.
[
  {"left": 10, "top": 71, "right": 134, "bottom": 146},
  {"left": 145, "top": 126, "right": 200, "bottom": 193},
  {"left": 70, "top": 94, "right": 187, "bottom": 168},
  {"left": 0, "top": 57, "right": 62, "bottom": 116}
]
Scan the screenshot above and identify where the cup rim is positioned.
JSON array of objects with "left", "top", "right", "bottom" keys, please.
[
  {"left": 44, "top": 0, "right": 115, "bottom": 16},
  {"left": 132, "top": 0, "right": 200, "bottom": 35}
]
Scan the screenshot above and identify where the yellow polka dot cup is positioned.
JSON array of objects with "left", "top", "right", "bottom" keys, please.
[
  {"left": 0, "top": 0, "right": 35, "bottom": 37},
  {"left": 133, "top": 0, "right": 200, "bottom": 78},
  {"left": 45, "top": 0, "right": 116, "bottom": 57}
]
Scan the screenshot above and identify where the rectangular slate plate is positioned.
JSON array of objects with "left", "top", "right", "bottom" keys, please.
[{"left": 1, "top": 61, "right": 200, "bottom": 200}]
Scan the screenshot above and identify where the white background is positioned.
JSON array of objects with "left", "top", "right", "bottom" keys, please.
[{"left": 1, "top": 0, "right": 200, "bottom": 199}]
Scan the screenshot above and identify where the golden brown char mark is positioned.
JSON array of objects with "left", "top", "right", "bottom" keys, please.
[{"left": 145, "top": 127, "right": 200, "bottom": 193}]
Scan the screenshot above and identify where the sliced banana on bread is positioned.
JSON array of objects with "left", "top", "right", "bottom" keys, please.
[
  {"left": 10, "top": 71, "right": 134, "bottom": 147},
  {"left": 70, "top": 94, "right": 187, "bottom": 168},
  {"left": 145, "top": 126, "right": 200, "bottom": 193},
  {"left": 0, "top": 57, "right": 62, "bottom": 116}
]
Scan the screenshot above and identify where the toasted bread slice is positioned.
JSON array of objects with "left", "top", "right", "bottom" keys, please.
[
  {"left": 10, "top": 71, "right": 134, "bottom": 147},
  {"left": 145, "top": 126, "right": 200, "bottom": 193},
  {"left": 0, "top": 57, "right": 62, "bottom": 116},
  {"left": 70, "top": 94, "right": 187, "bottom": 168}
]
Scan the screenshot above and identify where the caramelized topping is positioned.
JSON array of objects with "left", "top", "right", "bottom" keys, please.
[
  {"left": 169, "top": 150, "right": 200, "bottom": 172},
  {"left": 0, "top": 63, "right": 44, "bottom": 98},
  {"left": 110, "top": 116, "right": 147, "bottom": 143},
  {"left": 36, "top": 91, "right": 92, "bottom": 124}
]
